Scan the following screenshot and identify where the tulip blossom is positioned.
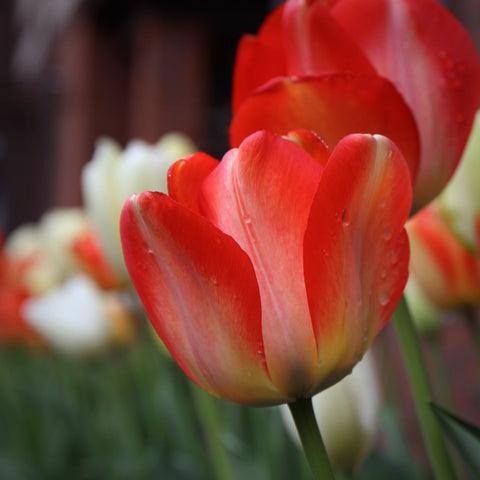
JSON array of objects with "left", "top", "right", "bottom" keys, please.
[
  {"left": 5, "top": 208, "right": 121, "bottom": 294},
  {"left": 230, "top": 0, "right": 480, "bottom": 208},
  {"left": 82, "top": 133, "right": 196, "bottom": 280},
  {"left": 280, "top": 352, "right": 381, "bottom": 473},
  {"left": 406, "top": 203, "right": 480, "bottom": 313},
  {"left": 22, "top": 275, "right": 135, "bottom": 356},
  {"left": 0, "top": 234, "right": 42, "bottom": 346},
  {"left": 439, "top": 110, "right": 480, "bottom": 252},
  {"left": 120, "top": 130, "right": 411, "bottom": 405}
]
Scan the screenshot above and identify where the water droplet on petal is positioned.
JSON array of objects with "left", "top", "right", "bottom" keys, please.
[
  {"left": 211, "top": 276, "right": 218, "bottom": 285},
  {"left": 322, "top": 249, "right": 329, "bottom": 257},
  {"left": 383, "top": 226, "right": 393, "bottom": 241},
  {"left": 341, "top": 208, "right": 350, "bottom": 227},
  {"left": 243, "top": 214, "right": 252, "bottom": 224},
  {"left": 380, "top": 267, "right": 387, "bottom": 279},
  {"left": 390, "top": 250, "right": 400, "bottom": 265},
  {"left": 378, "top": 291, "right": 391, "bottom": 306}
]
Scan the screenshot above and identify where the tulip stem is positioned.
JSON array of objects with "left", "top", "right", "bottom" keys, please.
[
  {"left": 393, "top": 295, "right": 456, "bottom": 480},
  {"left": 189, "top": 384, "right": 237, "bottom": 480},
  {"left": 288, "top": 397, "right": 335, "bottom": 480}
]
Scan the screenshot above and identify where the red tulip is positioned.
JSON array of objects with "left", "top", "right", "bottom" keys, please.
[
  {"left": 120, "top": 130, "right": 411, "bottom": 405},
  {"left": 407, "top": 204, "right": 480, "bottom": 310},
  {"left": 0, "top": 234, "right": 43, "bottom": 346},
  {"left": 231, "top": 0, "right": 480, "bottom": 208}
]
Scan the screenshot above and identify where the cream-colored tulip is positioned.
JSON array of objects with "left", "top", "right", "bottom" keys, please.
[
  {"left": 22, "top": 275, "right": 134, "bottom": 356},
  {"left": 5, "top": 208, "right": 90, "bottom": 294},
  {"left": 439, "top": 110, "right": 480, "bottom": 252},
  {"left": 280, "top": 352, "right": 381, "bottom": 474},
  {"left": 404, "top": 273, "right": 443, "bottom": 337},
  {"left": 82, "top": 133, "right": 196, "bottom": 279}
]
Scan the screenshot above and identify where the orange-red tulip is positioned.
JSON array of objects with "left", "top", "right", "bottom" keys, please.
[
  {"left": 231, "top": 0, "right": 480, "bottom": 208},
  {"left": 407, "top": 204, "right": 480, "bottom": 310},
  {"left": 120, "top": 130, "right": 411, "bottom": 405}
]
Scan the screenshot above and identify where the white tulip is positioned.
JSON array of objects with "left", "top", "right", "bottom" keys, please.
[
  {"left": 82, "top": 133, "right": 196, "bottom": 279},
  {"left": 5, "top": 208, "right": 90, "bottom": 294},
  {"left": 22, "top": 275, "right": 113, "bottom": 356},
  {"left": 439, "top": 110, "right": 480, "bottom": 252},
  {"left": 281, "top": 352, "right": 381, "bottom": 474}
]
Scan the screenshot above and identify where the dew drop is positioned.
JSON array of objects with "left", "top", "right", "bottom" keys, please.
[
  {"left": 390, "top": 250, "right": 399, "bottom": 265},
  {"left": 147, "top": 248, "right": 155, "bottom": 255},
  {"left": 383, "top": 225, "right": 393, "bottom": 241},
  {"left": 211, "top": 276, "right": 218, "bottom": 285},
  {"left": 341, "top": 208, "right": 350, "bottom": 227},
  {"left": 243, "top": 214, "right": 252, "bottom": 224},
  {"left": 380, "top": 266, "right": 387, "bottom": 279},
  {"left": 378, "top": 291, "right": 391, "bottom": 306},
  {"left": 322, "top": 248, "right": 329, "bottom": 257}
]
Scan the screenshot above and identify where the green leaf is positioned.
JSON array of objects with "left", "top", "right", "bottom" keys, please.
[{"left": 431, "top": 402, "right": 480, "bottom": 476}]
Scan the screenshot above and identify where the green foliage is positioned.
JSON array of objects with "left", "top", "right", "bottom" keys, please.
[
  {"left": 0, "top": 332, "right": 431, "bottom": 479},
  {"left": 431, "top": 402, "right": 480, "bottom": 478}
]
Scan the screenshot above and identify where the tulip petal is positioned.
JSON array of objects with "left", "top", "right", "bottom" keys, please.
[
  {"left": 121, "top": 192, "right": 284, "bottom": 405},
  {"left": 230, "top": 74, "right": 419, "bottom": 185},
  {"left": 407, "top": 204, "right": 480, "bottom": 309},
  {"left": 330, "top": 0, "right": 480, "bottom": 206},
  {"left": 232, "top": 1, "right": 375, "bottom": 111},
  {"left": 282, "top": 0, "right": 376, "bottom": 77},
  {"left": 284, "top": 129, "right": 331, "bottom": 167},
  {"left": 168, "top": 152, "right": 219, "bottom": 214},
  {"left": 303, "top": 134, "right": 411, "bottom": 395},
  {"left": 200, "top": 131, "right": 322, "bottom": 398}
]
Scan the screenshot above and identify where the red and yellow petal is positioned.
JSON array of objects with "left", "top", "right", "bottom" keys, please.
[
  {"left": 331, "top": 0, "right": 480, "bottom": 206},
  {"left": 303, "top": 134, "right": 411, "bottom": 395},
  {"left": 229, "top": 74, "right": 420, "bottom": 186},
  {"left": 200, "top": 131, "right": 322, "bottom": 398},
  {"left": 120, "top": 192, "right": 284, "bottom": 405},
  {"left": 167, "top": 152, "right": 219, "bottom": 214},
  {"left": 284, "top": 129, "right": 331, "bottom": 167},
  {"left": 407, "top": 204, "right": 480, "bottom": 309}
]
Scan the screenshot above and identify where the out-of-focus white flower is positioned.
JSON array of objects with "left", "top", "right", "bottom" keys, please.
[
  {"left": 22, "top": 275, "right": 134, "bottom": 356},
  {"left": 82, "top": 133, "right": 196, "bottom": 279},
  {"left": 439, "top": 110, "right": 480, "bottom": 252},
  {"left": 404, "top": 273, "right": 443, "bottom": 337},
  {"left": 280, "top": 352, "right": 381, "bottom": 474},
  {"left": 5, "top": 208, "right": 90, "bottom": 294}
]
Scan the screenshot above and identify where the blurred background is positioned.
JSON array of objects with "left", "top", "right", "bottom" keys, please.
[
  {"left": 1, "top": 1, "right": 480, "bottom": 479},
  {"left": 1, "top": 0, "right": 479, "bottom": 233}
]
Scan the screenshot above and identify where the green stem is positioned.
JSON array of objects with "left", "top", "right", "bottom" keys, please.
[
  {"left": 393, "top": 295, "right": 456, "bottom": 480},
  {"left": 427, "top": 336, "right": 454, "bottom": 409},
  {"left": 190, "top": 384, "right": 237, "bottom": 480},
  {"left": 288, "top": 397, "right": 335, "bottom": 480}
]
